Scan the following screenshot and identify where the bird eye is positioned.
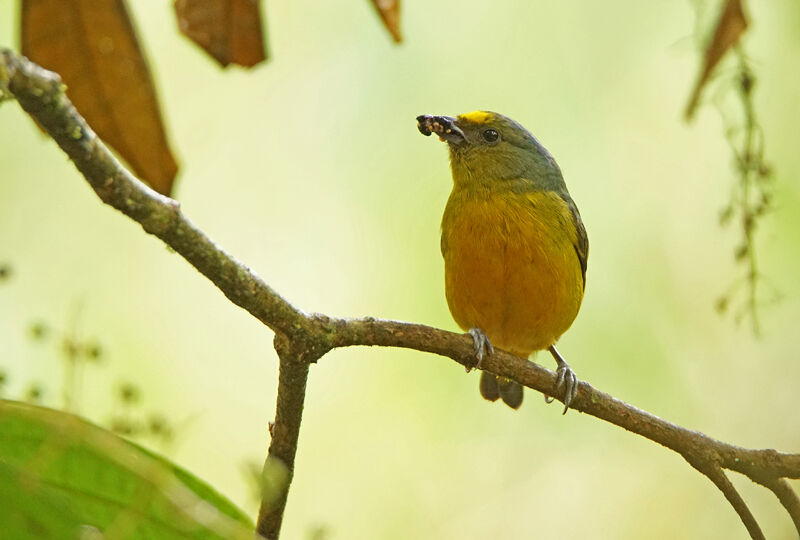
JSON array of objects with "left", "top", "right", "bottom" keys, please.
[{"left": 482, "top": 128, "right": 499, "bottom": 143}]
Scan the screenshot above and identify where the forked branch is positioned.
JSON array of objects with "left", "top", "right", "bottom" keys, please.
[{"left": 2, "top": 50, "right": 798, "bottom": 540}]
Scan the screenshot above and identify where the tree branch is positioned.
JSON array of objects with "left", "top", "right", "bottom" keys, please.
[
  {"left": 2, "top": 49, "right": 799, "bottom": 539},
  {"left": 323, "top": 317, "right": 800, "bottom": 480},
  {"left": 256, "top": 334, "right": 312, "bottom": 539},
  {"left": 0, "top": 50, "right": 316, "bottom": 345}
]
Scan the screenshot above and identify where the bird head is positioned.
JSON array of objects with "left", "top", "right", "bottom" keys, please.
[{"left": 417, "top": 111, "right": 565, "bottom": 191}]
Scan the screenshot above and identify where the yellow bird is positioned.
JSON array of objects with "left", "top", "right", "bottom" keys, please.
[{"left": 417, "top": 111, "right": 588, "bottom": 411}]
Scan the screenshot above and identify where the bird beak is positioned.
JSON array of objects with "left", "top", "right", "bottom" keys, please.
[{"left": 416, "top": 115, "right": 467, "bottom": 145}]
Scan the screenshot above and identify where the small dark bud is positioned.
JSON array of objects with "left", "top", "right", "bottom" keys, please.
[
  {"left": 740, "top": 71, "right": 754, "bottom": 95},
  {"left": 119, "top": 382, "right": 141, "bottom": 404},
  {"left": 61, "top": 338, "right": 80, "bottom": 358},
  {"left": 719, "top": 205, "right": 734, "bottom": 226},
  {"left": 26, "top": 384, "right": 43, "bottom": 402},
  {"left": 308, "top": 526, "right": 330, "bottom": 540},
  {"left": 29, "top": 321, "right": 49, "bottom": 341},
  {"left": 148, "top": 414, "right": 172, "bottom": 440},
  {"left": 742, "top": 212, "right": 755, "bottom": 233},
  {"left": 85, "top": 342, "right": 103, "bottom": 361}
]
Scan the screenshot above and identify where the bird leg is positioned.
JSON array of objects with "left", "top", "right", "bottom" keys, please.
[
  {"left": 545, "top": 345, "right": 578, "bottom": 414},
  {"left": 467, "top": 327, "right": 494, "bottom": 372}
]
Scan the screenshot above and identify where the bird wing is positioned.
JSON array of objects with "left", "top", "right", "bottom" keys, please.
[{"left": 560, "top": 193, "right": 588, "bottom": 289}]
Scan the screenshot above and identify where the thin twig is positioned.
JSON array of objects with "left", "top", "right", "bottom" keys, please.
[
  {"left": 256, "top": 334, "right": 313, "bottom": 539},
  {"left": 710, "top": 47, "right": 774, "bottom": 333},
  {"left": 2, "top": 49, "right": 799, "bottom": 539},
  {"left": 754, "top": 476, "right": 800, "bottom": 535},
  {"left": 689, "top": 459, "right": 764, "bottom": 540}
]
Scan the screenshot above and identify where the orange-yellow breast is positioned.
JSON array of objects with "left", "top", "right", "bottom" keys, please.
[{"left": 441, "top": 189, "right": 584, "bottom": 357}]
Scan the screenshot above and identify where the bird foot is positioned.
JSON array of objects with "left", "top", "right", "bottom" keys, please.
[
  {"left": 544, "top": 345, "right": 578, "bottom": 414},
  {"left": 466, "top": 328, "right": 494, "bottom": 372}
]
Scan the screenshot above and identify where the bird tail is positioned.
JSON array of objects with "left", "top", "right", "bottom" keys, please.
[{"left": 479, "top": 372, "right": 523, "bottom": 409}]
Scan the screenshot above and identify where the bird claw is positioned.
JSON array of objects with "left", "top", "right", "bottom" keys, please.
[
  {"left": 555, "top": 362, "right": 578, "bottom": 414},
  {"left": 545, "top": 346, "right": 579, "bottom": 414},
  {"left": 467, "top": 328, "right": 494, "bottom": 372}
]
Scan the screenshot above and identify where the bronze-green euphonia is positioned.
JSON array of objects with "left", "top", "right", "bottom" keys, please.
[{"left": 417, "top": 111, "right": 588, "bottom": 411}]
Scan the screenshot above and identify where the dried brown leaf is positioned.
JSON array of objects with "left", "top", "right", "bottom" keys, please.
[
  {"left": 20, "top": 0, "right": 178, "bottom": 195},
  {"left": 174, "top": 0, "right": 267, "bottom": 68},
  {"left": 371, "top": 0, "right": 402, "bottom": 43},
  {"left": 685, "top": 0, "right": 748, "bottom": 121}
]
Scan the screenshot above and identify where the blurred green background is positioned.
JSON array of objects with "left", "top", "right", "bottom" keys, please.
[{"left": 2, "top": 1, "right": 800, "bottom": 538}]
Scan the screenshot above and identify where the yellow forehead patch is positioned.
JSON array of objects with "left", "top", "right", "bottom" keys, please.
[{"left": 458, "top": 111, "right": 493, "bottom": 124}]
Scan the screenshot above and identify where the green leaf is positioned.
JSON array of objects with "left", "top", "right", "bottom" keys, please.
[{"left": 0, "top": 400, "right": 258, "bottom": 539}]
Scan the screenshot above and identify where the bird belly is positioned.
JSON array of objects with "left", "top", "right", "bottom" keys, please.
[{"left": 442, "top": 192, "right": 583, "bottom": 357}]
